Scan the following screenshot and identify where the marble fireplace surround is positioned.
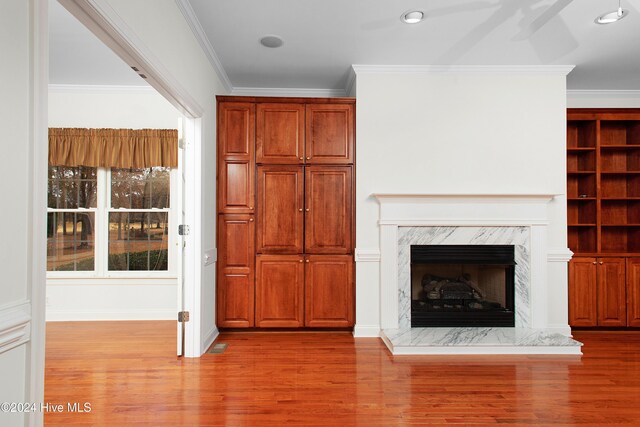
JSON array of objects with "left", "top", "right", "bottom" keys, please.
[{"left": 373, "top": 194, "right": 581, "bottom": 355}]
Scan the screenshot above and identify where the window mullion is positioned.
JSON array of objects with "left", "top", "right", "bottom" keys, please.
[{"left": 96, "top": 168, "right": 109, "bottom": 276}]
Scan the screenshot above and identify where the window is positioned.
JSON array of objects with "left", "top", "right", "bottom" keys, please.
[
  {"left": 46, "top": 166, "right": 174, "bottom": 275},
  {"left": 47, "top": 166, "right": 97, "bottom": 271}
]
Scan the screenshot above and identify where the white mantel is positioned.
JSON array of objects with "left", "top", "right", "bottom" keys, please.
[{"left": 372, "top": 193, "right": 578, "bottom": 355}]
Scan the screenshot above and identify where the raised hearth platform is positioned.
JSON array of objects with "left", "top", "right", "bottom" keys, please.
[{"left": 381, "top": 327, "right": 582, "bottom": 355}]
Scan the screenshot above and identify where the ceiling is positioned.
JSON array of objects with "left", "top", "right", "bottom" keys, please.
[{"left": 50, "top": 0, "right": 640, "bottom": 91}]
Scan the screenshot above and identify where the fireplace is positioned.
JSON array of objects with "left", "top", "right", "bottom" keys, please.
[{"left": 410, "top": 245, "right": 515, "bottom": 327}]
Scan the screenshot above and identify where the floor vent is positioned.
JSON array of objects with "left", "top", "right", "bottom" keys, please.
[{"left": 207, "top": 343, "right": 228, "bottom": 354}]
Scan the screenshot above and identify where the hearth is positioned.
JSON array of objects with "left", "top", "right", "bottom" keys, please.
[{"left": 411, "top": 245, "right": 515, "bottom": 327}]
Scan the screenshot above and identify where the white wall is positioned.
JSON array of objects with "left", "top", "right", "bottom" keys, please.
[
  {"left": 47, "top": 87, "right": 181, "bottom": 322},
  {"left": 353, "top": 69, "right": 571, "bottom": 335},
  {"left": 0, "top": 0, "right": 46, "bottom": 425},
  {"left": 102, "top": 0, "right": 228, "bottom": 355}
]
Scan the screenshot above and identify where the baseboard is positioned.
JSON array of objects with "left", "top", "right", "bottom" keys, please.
[
  {"left": 46, "top": 308, "right": 175, "bottom": 321},
  {"left": 353, "top": 325, "right": 381, "bottom": 338},
  {"left": 0, "top": 300, "right": 31, "bottom": 353},
  {"left": 201, "top": 325, "right": 219, "bottom": 355}
]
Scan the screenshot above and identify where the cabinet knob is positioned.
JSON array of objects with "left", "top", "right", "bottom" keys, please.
[
  {"left": 299, "top": 259, "right": 303, "bottom": 263},
  {"left": 305, "top": 208, "right": 310, "bottom": 212},
  {"left": 249, "top": 218, "right": 254, "bottom": 222},
  {"left": 298, "top": 208, "right": 303, "bottom": 212},
  {"left": 249, "top": 206, "right": 254, "bottom": 210},
  {"left": 306, "top": 156, "right": 311, "bottom": 160},
  {"left": 599, "top": 261, "right": 603, "bottom": 265},
  {"left": 592, "top": 261, "right": 597, "bottom": 265},
  {"left": 306, "top": 259, "right": 310, "bottom": 263},
  {"left": 299, "top": 157, "right": 303, "bottom": 160}
]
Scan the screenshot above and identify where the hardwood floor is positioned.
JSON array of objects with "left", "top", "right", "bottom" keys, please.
[{"left": 45, "top": 322, "right": 640, "bottom": 425}]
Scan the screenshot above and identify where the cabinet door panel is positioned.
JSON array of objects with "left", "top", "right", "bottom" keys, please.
[
  {"left": 305, "top": 166, "right": 352, "bottom": 254},
  {"left": 218, "top": 102, "right": 254, "bottom": 160},
  {"left": 256, "top": 166, "right": 304, "bottom": 253},
  {"left": 305, "top": 104, "right": 354, "bottom": 164},
  {"left": 627, "top": 258, "right": 640, "bottom": 326},
  {"left": 256, "top": 103, "right": 304, "bottom": 164},
  {"left": 219, "top": 161, "right": 255, "bottom": 213},
  {"left": 568, "top": 258, "right": 597, "bottom": 327},
  {"left": 217, "top": 215, "right": 254, "bottom": 327},
  {"left": 597, "top": 258, "right": 627, "bottom": 326},
  {"left": 305, "top": 255, "right": 354, "bottom": 327},
  {"left": 256, "top": 255, "right": 304, "bottom": 327}
]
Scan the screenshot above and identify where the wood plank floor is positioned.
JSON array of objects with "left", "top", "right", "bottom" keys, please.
[{"left": 45, "top": 322, "right": 640, "bottom": 426}]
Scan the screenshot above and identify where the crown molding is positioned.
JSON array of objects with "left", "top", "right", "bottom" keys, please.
[
  {"left": 567, "top": 90, "right": 640, "bottom": 100},
  {"left": 49, "top": 84, "right": 155, "bottom": 94},
  {"left": 175, "top": 0, "right": 233, "bottom": 93},
  {"left": 231, "top": 87, "right": 347, "bottom": 98},
  {"left": 351, "top": 64, "right": 575, "bottom": 76}
]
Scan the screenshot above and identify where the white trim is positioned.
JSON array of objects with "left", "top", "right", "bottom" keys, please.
[
  {"left": 548, "top": 248, "right": 574, "bottom": 263},
  {"left": 0, "top": 301, "right": 31, "bottom": 354},
  {"left": 29, "top": 0, "right": 48, "bottom": 424},
  {"left": 46, "top": 308, "right": 175, "bottom": 322},
  {"left": 352, "top": 65, "right": 575, "bottom": 76},
  {"left": 379, "top": 219, "right": 550, "bottom": 226},
  {"left": 548, "top": 325, "right": 574, "bottom": 336},
  {"left": 47, "top": 277, "right": 177, "bottom": 285},
  {"left": 48, "top": 84, "right": 153, "bottom": 94},
  {"left": 345, "top": 67, "right": 357, "bottom": 97},
  {"left": 59, "top": 0, "right": 204, "bottom": 118},
  {"left": 353, "top": 325, "right": 381, "bottom": 337},
  {"left": 174, "top": 0, "right": 233, "bottom": 93},
  {"left": 355, "top": 248, "right": 381, "bottom": 263},
  {"left": 201, "top": 325, "right": 219, "bottom": 354},
  {"left": 567, "top": 90, "right": 640, "bottom": 101},
  {"left": 231, "top": 87, "right": 347, "bottom": 98},
  {"left": 373, "top": 193, "right": 557, "bottom": 201}
]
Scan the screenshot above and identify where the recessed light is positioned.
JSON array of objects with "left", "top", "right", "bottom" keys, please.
[
  {"left": 260, "top": 35, "right": 284, "bottom": 48},
  {"left": 596, "top": 1, "right": 628, "bottom": 24},
  {"left": 401, "top": 10, "right": 424, "bottom": 24}
]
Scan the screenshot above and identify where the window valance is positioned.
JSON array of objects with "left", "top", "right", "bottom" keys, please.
[{"left": 48, "top": 128, "right": 178, "bottom": 168}]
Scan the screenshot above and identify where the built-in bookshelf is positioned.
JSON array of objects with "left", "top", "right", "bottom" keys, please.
[{"left": 567, "top": 112, "right": 640, "bottom": 255}]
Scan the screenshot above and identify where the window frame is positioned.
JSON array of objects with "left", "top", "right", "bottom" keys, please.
[{"left": 46, "top": 167, "right": 178, "bottom": 279}]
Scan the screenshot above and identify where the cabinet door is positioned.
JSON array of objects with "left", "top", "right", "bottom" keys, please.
[
  {"left": 256, "top": 166, "right": 304, "bottom": 254},
  {"left": 568, "top": 257, "right": 597, "bottom": 327},
  {"left": 597, "top": 258, "right": 627, "bottom": 326},
  {"left": 216, "top": 214, "right": 255, "bottom": 327},
  {"left": 627, "top": 258, "right": 640, "bottom": 327},
  {"left": 218, "top": 102, "right": 255, "bottom": 213},
  {"left": 305, "top": 166, "right": 352, "bottom": 254},
  {"left": 305, "top": 104, "right": 354, "bottom": 164},
  {"left": 256, "top": 255, "right": 304, "bottom": 327},
  {"left": 256, "top": 103, "right": 305, "bottom": 164},
  {"left": 305, "top": 255, "right": 354, "bottom": 327}
]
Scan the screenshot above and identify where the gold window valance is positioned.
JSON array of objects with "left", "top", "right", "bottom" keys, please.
[{"left": 48, "top": 128, "right": 178, "bottom": 168}]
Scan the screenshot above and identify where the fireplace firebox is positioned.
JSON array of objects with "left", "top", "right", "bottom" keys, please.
[{"left": 411, "top": 245, "right": 515, "bottom": 327}]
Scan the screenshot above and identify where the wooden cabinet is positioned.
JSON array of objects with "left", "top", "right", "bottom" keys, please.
[
  {"left": 627, "top": 258, "right": 640, "bottom": 326},
  {"left": 568, "top": 258, "right": 597, "bottom": 327},
  {"left": 305, "top": 166, "right": 352, "bottom": 254},
  {"left": 569, "top": 257, "right": 626, "bottom": 327},
  {"left": 305, "top": 104, "right": 354, "bottom": 164},
  {"left": 218, "top": 102, "right": 255, "bottom": 214},
  {"left": 256, "top": 255, "right": 304, "bottom": 327},
  {"left": 216, "top": 214, "right": 255, "bottom": 327},
  {"left": 217, "top": 96, "right": 355, "bottom": 329},
  {"left": 305, "top": 255, "right": 354, "bottom": 327},
  {"left": 567, "top": 109, "right": 640, "bottom": 329},
  {"left": 256, "top": 165, "right": 304, "bottom": 254},
  {"left": 256, "top": 103, "right": 305, "bottom": 164}
]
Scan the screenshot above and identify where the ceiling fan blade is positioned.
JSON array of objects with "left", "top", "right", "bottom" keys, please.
[{"left": 512, "top": 0, "right": 574, "bottom": 41}]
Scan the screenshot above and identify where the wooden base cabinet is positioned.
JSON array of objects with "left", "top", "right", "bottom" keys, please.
[
  {"left": 305, "top": 255, "right": 354, "bottom": 327},
  {"left": 216, "top": 215, "right": 255, "bottom": 328},
  {"left": 627, "top": 258, "right": 640, "bottom": 327},
  {"left": 255, "top": 255, "right": 304, "bottom": 327},
  {"left": 569, "top": 257, "right": 629, "bottom": 327}
]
